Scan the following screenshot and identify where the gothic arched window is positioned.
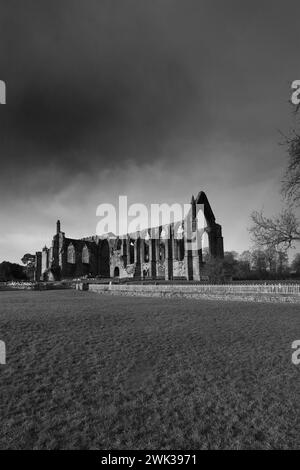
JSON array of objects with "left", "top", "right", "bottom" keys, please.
[
  {"left": 82, "top": 245, "right": 90, "bottom": 264},
  {"left": 202, "top": 232, "right": 210, "bottom": 262},
  {"left": 67, "top": 244, "right": 76, "bottom": 264},
  {"left": 177, "top": 225, "right": 184, "bottom": 240}
]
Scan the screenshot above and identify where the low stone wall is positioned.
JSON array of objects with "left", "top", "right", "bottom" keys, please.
[
  {"left": 85, "top": 283, "right": 300, "bottom": 304},
  {"left": 0, "top": 281, "right": 73, "bottom": 291}
]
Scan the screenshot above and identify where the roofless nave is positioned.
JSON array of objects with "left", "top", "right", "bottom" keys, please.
[{"left": 34, "top": 192, "right": 224, "bottom": 282}]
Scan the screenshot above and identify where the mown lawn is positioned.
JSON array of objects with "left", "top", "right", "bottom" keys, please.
[{"left": 0, "top": 290, "right": 299, "bottom": 450}]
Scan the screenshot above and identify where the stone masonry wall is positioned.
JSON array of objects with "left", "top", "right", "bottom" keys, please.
[{"left": 85, "top": 283, "right": 300, "bottom": 304}]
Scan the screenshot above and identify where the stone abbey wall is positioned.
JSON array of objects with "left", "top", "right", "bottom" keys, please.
[{"left": 34, "top": 191, "right": 224, "bottom": 282}]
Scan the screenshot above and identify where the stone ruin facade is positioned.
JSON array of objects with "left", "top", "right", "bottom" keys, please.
[{"left": 34, "top": 192, "right": 224, "bottom": 282}]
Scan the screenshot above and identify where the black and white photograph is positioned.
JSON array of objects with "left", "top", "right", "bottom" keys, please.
[{"left": 0, "top": 0, "right": 300, "bottom": 455}]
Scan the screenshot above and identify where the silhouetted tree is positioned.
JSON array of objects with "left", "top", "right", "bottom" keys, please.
[
  {"left": 204, "top": 257, "right": 225, "bottom": 283},
  {"left": 21, "top": 253, "right": 35, "bottom": 267},
  {"left": 251, "top": 250, "right": 267, "bottom": 276},
  {"left": 21, "top": 253, "right": 36, "bottom": 281},
  {"left": 0, "top": 262, "right": 27, "bottom": 281},
  {"left": 291, "top": 253, "right": 300, "bottom": 274}
]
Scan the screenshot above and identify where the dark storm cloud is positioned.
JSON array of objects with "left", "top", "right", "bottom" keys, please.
[
  {"left": 0, "top": 0, "right": 210, "bottom": 182},
  {"left": 1, "top": 0, "right": 300, "bottom": 262},
  {"left": 4, "top": 57, "right": 200, "bottom": 163},
  {"left": 1, "top": 0, "right": 299, "bottom": 187}
]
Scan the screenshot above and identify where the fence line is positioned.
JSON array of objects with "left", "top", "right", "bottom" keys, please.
[
  {"left": 88, "top": 283, "right": 300, "bottom": 295},
  {"left": 184, "top": 284, "right": 300, "bottom": 294}
]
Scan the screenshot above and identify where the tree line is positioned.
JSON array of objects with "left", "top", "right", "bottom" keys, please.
[
  {"left": 0, "top": 254, "right": 35, "bottom": 282},
  {"left": 205, "top": 250, "right": 300, "bottom": 282}
]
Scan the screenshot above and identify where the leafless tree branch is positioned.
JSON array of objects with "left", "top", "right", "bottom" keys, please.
[{"left": 250, "top": 208, "right": 300, "bottom": 251}]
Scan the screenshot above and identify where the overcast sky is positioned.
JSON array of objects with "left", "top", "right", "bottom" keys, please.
[{"left": 0, "top": 0, "right": 299, "bottom": 263}]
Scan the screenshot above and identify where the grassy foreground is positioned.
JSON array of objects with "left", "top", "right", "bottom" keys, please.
[{"left": 0, "top": 290, "right": 299, "bottom": 450}]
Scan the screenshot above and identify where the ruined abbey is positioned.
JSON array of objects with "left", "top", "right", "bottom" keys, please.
[{"left": 34, "top": 192, "right": 224, "bottom": 282}]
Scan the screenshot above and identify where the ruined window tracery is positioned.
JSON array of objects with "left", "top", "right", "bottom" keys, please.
[
  {"left": 82, "top": 244, "right": 90, "bottom": 264},
  {"left": 67, "top": 244, "right": 76, "bottom": 264}
]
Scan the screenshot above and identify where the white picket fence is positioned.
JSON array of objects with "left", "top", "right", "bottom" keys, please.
[
  {"left": 186, "top": 284, "right": 300, "bottom": 295},
  {"left": 88, "top": 283, "right": 300, "bottom": 296}
]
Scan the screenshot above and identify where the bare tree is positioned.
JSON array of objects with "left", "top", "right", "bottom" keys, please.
[
  {"left": 250, "top": 208, "right": 300, "bottom": 251},
  {"left": 250, "top": 107, "right": 300, "bottom": 251}
]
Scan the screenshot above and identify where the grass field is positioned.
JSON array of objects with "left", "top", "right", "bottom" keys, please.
[{"left": 0, "top": 290, "right": 299, "bottom": 450}]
